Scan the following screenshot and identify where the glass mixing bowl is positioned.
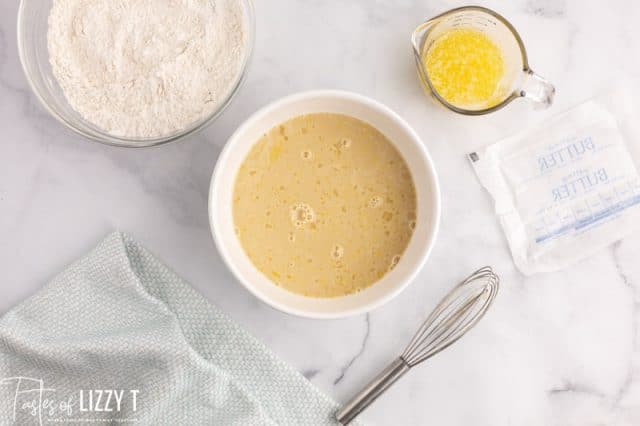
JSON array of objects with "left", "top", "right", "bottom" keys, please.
[{"left": 17, "top": 0, "right": 255, "bottom": 148}]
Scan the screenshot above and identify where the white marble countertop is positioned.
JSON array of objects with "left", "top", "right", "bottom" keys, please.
[{"left": 2, "top": 0, "right": 640, "bottom": 424}]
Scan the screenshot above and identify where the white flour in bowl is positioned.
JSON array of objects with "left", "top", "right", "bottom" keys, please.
[{"left": 47, "top": 0, "right": 247, "bottom": 139}]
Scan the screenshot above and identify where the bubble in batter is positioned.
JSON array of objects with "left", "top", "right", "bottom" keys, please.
[
  {"left": 388, "top": 254, "right": 401, "bottom": 271},
  {"left": 332, "top": 137, "right": 352, "bottom": 153},
  {"left": 301, "top": 150, "right": 313, "bottom": 160},
  {"left": 291, "top": 202, "right": 316, "bottom": 228},
  {"left": 331, "top": 244, "right": 344, "bottom": 260},
  {"left": 369, "top": 195, "right": 384, "bottom": 208}
]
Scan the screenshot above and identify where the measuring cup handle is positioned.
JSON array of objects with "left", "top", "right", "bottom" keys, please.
[{"left": 519, "top": 69, "right": 556, "bottom": 108}]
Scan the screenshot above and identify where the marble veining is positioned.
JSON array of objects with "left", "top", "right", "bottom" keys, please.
[
  {"left": 2, "top": 0, "right": 640, "bottom": 425},
  {"left": 334, "top": 314, "right": 371, "bottom": 386}
]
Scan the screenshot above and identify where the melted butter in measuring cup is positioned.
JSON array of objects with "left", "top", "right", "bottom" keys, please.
[{"left": 422, "top": 28, "right": 506, "bottom": 110}]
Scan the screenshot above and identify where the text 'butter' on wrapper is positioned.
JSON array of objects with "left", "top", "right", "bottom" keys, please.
[{"left": 469, "top": 83, "right": 640, "bottom": 274}]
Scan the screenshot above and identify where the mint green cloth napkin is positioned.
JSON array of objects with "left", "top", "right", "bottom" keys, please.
[{"left": 0, "top": 232, "right": 347, "bottom": 425}]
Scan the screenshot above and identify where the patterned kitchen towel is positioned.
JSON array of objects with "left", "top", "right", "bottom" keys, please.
[{"left": 0, "top": 232, "right": 351, "bottom": 425}]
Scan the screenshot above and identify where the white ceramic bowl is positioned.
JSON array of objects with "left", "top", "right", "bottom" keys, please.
[{"left": 209, "top": 91, "right": 440, "bottom": 318}]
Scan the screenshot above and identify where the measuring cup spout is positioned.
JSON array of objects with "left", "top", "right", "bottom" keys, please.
[
  {"left": 519, "top": 69, "right": 555, "bottom": 108},
  {"left": 411, "top": 18, "right": 440, "bottom": 59}
]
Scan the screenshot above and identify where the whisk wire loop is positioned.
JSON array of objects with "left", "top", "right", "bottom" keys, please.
[{"left": 401, "top": 267, "right": 498, "bottom": 366}]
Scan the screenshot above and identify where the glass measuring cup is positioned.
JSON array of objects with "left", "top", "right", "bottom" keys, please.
[{"left": 411, "top": 6, "right": 555, "bottom": 115}]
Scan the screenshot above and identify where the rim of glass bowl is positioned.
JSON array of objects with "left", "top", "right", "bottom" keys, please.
[{"left": 17, "top": 0, "right": 255, "bottom": 148}]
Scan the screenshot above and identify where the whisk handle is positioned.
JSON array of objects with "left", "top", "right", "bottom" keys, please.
[{"left": 336, "top": 357, "right": 410, "bottom": 425}]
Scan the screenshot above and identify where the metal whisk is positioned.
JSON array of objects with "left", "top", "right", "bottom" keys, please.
[{"left": 336, "top": 266, "right": 499, "bottom": 425}]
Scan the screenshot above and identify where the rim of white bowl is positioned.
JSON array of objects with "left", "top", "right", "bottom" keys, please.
[{"left": 208, "top": 90, "right": 441, "bottom": 319}]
